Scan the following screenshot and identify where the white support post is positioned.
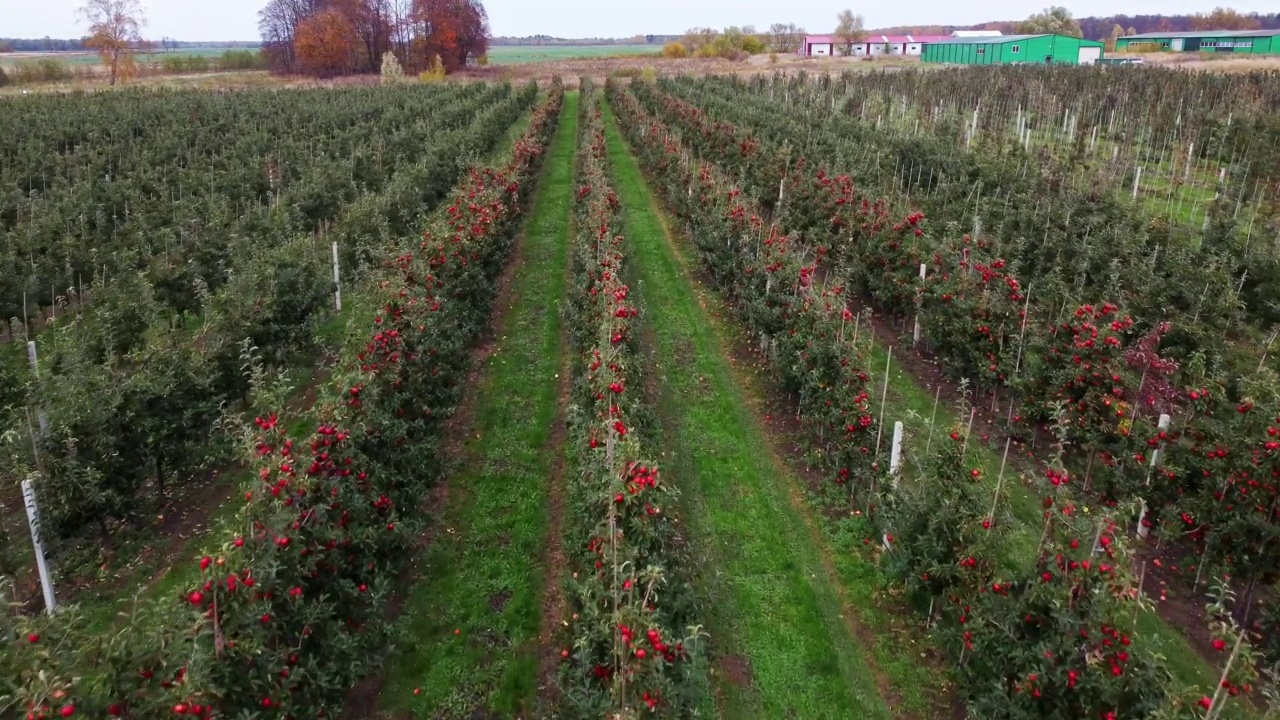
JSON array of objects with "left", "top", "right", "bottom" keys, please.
[
  {"left": 1013, "top": 285, "right": 1032, "bottom": 375},
  {"left": 22, "top": 478, "right": 57, "bottom": 614},
  {"left": 331, "top": 241, "right": 342, "bottom": 313},
  {"left": 913, "top": 263, "right": 926, "bottom": 346},
  {"left": 874, "top": 347, "right": 893, "bottom": 459},
  {"left": 27, "top": 341, "right": 48, "bottom": 434},
  {"left": 1137, "top": 413, "right": 1172, "bottom": 539},
  {"left": 1132, "top": 166, "right": 1142, "bottom": 199},
  {"left": 889, "top": 421, "right": 904, "bottom": 479}
]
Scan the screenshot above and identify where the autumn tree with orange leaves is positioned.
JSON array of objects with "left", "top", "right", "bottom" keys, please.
[
  {"left": 258, "top": 0, "right": 486, "bottom": 77},
  {"left": 410, "top": 0, "right": 488, "bottom": 72},
  {"left": 294, "top": 9, "right": 359, "bottom": 77},
  {"left": 80, "top": 0, "right": 147, "bottom": 86}
]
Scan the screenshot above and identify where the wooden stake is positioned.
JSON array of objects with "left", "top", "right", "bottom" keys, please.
[
  {"left": 960, "top": 409, "right": 976, "bottom": 463},
  {"left": 1204, "top": 634, "right": 1246, "bottom": 720},
  {"left": 988, "top": 438, "right": 1012, "bottom": 525},
  {"left": 924, "top": 386, "right": 941, "bottom": 456}
]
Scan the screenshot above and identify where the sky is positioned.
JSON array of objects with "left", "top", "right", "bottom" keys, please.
[{"left": 5, "top": 0, "right": 1278, "bottom": 43}]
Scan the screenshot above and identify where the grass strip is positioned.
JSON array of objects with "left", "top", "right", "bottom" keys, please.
[
  {"left": 377, "top": 92, "right": 579, "bottom": 718},
  {"left": 603, "top": 100, "right": 897, "bottom": 720}
]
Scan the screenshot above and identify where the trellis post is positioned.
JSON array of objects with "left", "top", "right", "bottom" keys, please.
[{"left": 22, "top": 478, "right": 57, "bottom": 614}]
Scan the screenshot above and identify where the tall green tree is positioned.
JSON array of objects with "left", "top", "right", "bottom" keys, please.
[{"left": 1018, "top": 6, "right": 1083, "bottom": 38}]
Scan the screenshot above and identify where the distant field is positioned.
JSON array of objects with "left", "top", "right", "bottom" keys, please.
[
  {"left": 0, "top": 46, "right": 257, "bottom": 68},
  {"left": 486, "top": 44, "right": 657, "bottom": 64}
]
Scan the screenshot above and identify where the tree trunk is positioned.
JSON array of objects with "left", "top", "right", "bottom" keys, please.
[
  {"left": 110, "top": 48, "right": 119, "bottom": 86},
  {"left": 154, "top": 448, "right": 166, "bottom": 497}
]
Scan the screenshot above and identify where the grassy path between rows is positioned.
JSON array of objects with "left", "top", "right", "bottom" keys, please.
[
  {"left": 376, "top": 92, "right": 579, "bottom": 719},
  {"left": 603, "top": 101, "right": 904, "bottom": 720}
]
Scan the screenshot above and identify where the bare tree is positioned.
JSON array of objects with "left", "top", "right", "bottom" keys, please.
[
  {"left": 79, "top": 0, "right": 146, "bottom": 86},
  {"left": 834, "top": 9, "right": 867, "bottom": 56},
  {"left": 768, "top": 22, "right": 806, "bottom": 53},
  {"left": 680, "top": 26, "right": 721, "bottom": 54},
  {"left": 257, "top": 0, "right": 324, "bottom": 71}
]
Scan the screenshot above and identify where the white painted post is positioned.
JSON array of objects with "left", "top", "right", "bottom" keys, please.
[
  {"left": 1132, "top": 166, "right": 1142, "bottom": 199},
  {"left": 27, "top": 341, "right": 48, "bottom": 435},
  {"left": 889, "top": 421, "right": 904, "bottom": 478},
  {"left": 22, "top": 478, "right": 56, "bottom": 614},
  {"left": 1013, "top": 285, "right": 1032, "bottom": 375},
  {"left": 1184, "top": 142, "right": 1195, "bottom": 181},
  {"left": 1149, "top": 413, "right": 1172, "bottom": 469},
  {"left": 331, "top": 241, "right": 342, "bottom": 313},
  {"left": 1137, "top": 413, "right": 1172, "bottom": 539},
  {"left": 913, "top": 263, "right": 926, "bottom": 346},
  {"left": 874, "top": 347, "right": 893, "bottom": 458}
]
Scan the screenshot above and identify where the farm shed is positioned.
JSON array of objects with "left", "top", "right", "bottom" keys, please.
[
  {"left": 799, "top": 34, "right": 950, "bottom": 57},
  {"left": 922, "top": 35, "right": 1105, "bottom": 66},
  {"left": 1115, "top": 30, "right": 1280, "bottom": 55},
  {"left": 800, "top": 35, "right": 836, "bottom": 56},
  {"left": 856, "top": 35, "right": 951, "bottom": 56}
]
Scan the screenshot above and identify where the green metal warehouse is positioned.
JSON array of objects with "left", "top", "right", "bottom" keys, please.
[
  {"left": 921, "top": 35, "right": 1106, "bottom": 65},
  {"left": 1114, "top": 30, "right": 1280, "bottom": 55}
]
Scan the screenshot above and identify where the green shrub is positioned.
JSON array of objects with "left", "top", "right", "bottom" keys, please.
[
  {"left": 662, "top": 41, "right": 689, "bottom": 59},
  {"left": 219, "top": 49, "right": 264, "bottom": 71}
]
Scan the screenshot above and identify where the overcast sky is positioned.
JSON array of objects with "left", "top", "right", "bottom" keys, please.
[{"left": 7, "top": 0, "right": 1278, "bottom": 42}]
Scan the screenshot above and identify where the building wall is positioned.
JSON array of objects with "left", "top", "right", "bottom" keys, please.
[
  {"left": 924, "top": 42, "right": 998, "bottom": 64},
  {"left": 922, "top": 36, "right": 1101, "bottom": 65},
  {"left": 1116, "top": 35, "right": 1280, "bottom": 54}
]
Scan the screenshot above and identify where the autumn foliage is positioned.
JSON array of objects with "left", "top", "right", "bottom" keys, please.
[
  {"left": 294, "top": 10, "right": 358, "bottom": 77},
  {"left": 260, "top": 0, "right": 489, "bottom": 78}
]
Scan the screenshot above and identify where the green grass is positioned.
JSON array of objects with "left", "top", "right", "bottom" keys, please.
[
  {"left": 0, "top": 46, "right": 257, "bottom": 68},
  {"left": 603, "top": 101, "right": 902, "bottom": 720},
  {"left": 377, "top": 92, "right": 578, "bottom": 719},
  {"left": 486, "top": 44, "right": 657, "bottom": 64}
]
